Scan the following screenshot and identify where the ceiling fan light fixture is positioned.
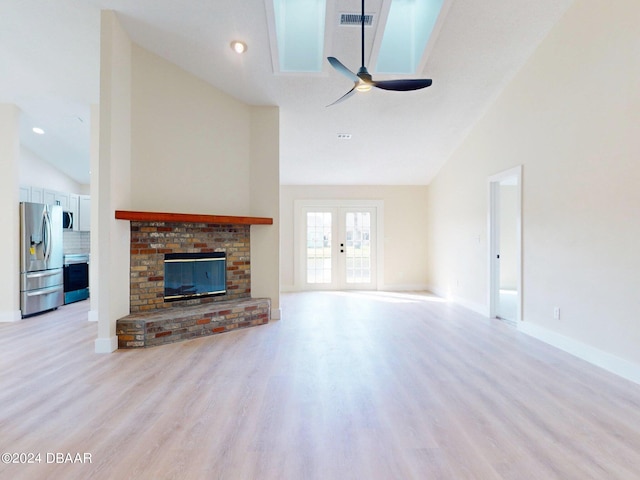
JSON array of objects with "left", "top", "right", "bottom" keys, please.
[
  {"left": 326, "top": 0, "right": 432, "bottom": 106},
  {"left": 230, "top": 40, "right": 247, "bottom": 54}
]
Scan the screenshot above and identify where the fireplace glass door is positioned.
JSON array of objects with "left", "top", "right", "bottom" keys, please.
[{"left": 164, "top": 252, "right": 226, "bottom": 301}]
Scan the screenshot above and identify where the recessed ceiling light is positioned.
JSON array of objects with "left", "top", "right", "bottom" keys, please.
[
  {"left": 32, "top": 127, "right": 45, "bottom": 135},
  {"left": 230, "top": 41, "right": 247, "bottom": 54}
]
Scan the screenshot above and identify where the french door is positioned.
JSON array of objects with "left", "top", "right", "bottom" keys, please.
[{"left": 299, "top": 205, "right": 378, "bottom": 290}]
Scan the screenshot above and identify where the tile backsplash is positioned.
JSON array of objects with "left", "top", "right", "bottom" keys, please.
[{"left": 63, "top": 231, "right": 91, "bottom": 255}]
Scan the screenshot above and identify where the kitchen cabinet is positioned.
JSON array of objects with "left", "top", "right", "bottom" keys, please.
[
  {"left": 19, "top": 186, "right": 44, "bottom": 204},
  {"left": 42, "top": 190, "right": 69, "bottom": 209},
  {"left": 54, "top": 192, "right": 70, "bottom": 210},
  {"left": 43, "top": 190, "right": 56, "bottom": 205},
  {"left": 19, "top": 186, "right": 30, "bottom": 202},
  {"left": 78, "top": 195, "right": 91, "bottom": 232},
  {"left": 69, "top": 194, "right": 79, "bottom": 231},
  {"left": 30, "top": 187, "right": 44, "bottom": 204},
  {"left": 20, "top": 187, "right": 89, "bottom": 231}
]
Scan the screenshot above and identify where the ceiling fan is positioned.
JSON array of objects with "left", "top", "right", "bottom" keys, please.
[{"left": 327, "top": 0, "right": 433, "bottom": 106}]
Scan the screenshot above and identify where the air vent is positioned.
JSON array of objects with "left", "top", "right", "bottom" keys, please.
[{"left": 339, "top": 13, "right": 373, "bottom": 26}]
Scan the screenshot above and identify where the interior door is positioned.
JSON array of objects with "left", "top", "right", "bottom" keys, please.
[
  {"left": 302, "top": 206, "right": 377, "bottom": 290},
  {"left": 489, "top": 166, "right": 522, "bottom": 324}
]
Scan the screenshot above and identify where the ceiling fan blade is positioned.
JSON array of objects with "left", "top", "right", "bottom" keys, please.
[
  {"left": 327, "top": 0, "right": 434, "bottom": 103},
  {"left": 326, "top": 84, "right": 358, "bottom": 107},
  {"left": 327, "top": 57, "right": 359, "bottom": 83},
  {"left": 373, "top": 79, "right": 433, "bottom": 91}
]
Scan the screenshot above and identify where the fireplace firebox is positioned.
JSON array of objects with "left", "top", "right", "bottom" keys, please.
[{"left": 164, "top": 252, "right": 226, "bottom": 301}]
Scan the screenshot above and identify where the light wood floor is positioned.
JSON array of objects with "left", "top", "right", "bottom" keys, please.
[{"left": 1, "top": 292, "right": 640, "bottom": 479}]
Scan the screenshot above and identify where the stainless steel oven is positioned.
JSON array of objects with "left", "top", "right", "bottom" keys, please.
[{"left": 63, "top": 254, "right": 89, "bottom": 304}]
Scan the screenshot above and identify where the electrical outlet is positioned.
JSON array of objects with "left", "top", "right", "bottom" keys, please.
[{"left": 553, "top": 307, "right": 561, "bottom": 320}]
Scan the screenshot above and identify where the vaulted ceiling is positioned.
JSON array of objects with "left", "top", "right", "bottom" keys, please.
[{"left": 1, "top": 0, "right": 574, "bottom": 186}]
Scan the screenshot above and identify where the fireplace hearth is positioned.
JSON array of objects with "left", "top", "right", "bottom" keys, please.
[{"left": 115, "top": 211, "right": 273, "bottom": 348}]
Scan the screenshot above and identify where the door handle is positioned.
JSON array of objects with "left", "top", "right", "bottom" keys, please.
[{"left": 43, "top": 210, "right": 52, "bottom": 262}]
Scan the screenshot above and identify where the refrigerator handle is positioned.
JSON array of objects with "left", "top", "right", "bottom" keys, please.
[
  {"left": 43, "top": 209, "right": 51, "bottom": 262},
  {"left": 40, "top": 209, "right": 47, "bottom": 259}
]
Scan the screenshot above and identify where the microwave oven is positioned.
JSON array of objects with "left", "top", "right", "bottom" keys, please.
[{"left": 63, "top": 211, "right": 74, "bottom": 230}]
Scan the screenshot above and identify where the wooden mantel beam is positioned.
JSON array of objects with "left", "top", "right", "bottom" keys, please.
[{"left": 115, "top": 210, "right": 273, "bottom": 225}]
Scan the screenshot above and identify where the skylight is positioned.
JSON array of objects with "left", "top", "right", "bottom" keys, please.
[
  {"left": 375, "top": 0, "right": 445, "bottom": 74},
  {"left": 273, "top": 0, "right": 326, "bottom": 72}
]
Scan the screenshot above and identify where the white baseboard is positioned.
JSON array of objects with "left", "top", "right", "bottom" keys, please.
[
  {"left": 271, "top": 308, "right": 282, "bottom": 320},
  {"left": 0, "top": 310, "right": 22, "bottom": 322},
  {"left": 88, "top": 309, "right": 99, "bottom": 322},
  {"left": 455, "top": 296, "right": 489, "bottom": 317},
  {"left": 519, "top": 321, "right": 640, "bottom": 386},
  {"left": 381, "top": 284, "right": 431, "bottom": 292},
  {"left": 426, "top": 285, "right": 449, "bottom": 301},
  {"left": 427, "top": 285, "right": 489, "bottom": 317},
  {"left": 281, "top": 284, "right": 432, "bottom": 294},
  {"left": 434, "top": 286, "right": 640, "bottom": 385},
  {"left": 95, "top": 336, "right": 118, "bottom": 353}
]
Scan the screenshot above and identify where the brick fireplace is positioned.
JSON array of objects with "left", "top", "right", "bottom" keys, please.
[
  {"left": 114, "top": 210, "right": 273, "bottom": 348},
  {"left": 129, "top": 221, "right": 251, "bottom": 312}
]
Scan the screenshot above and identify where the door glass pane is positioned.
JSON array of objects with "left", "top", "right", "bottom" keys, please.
[
  {"left": 345, "top": 212, "right": 371, "bottom": 284},
  {"left": 306, "top": 212, "right": 332, "bottom": 283}
]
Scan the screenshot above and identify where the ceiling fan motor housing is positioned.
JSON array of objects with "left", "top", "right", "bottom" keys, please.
[{"left": 357, "top": 66, "right": 372, "bottom": 83}]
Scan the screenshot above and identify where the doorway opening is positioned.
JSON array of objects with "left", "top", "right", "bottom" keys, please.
[{"left": 489, "top": 166, "right": 522, "bottom": 324}]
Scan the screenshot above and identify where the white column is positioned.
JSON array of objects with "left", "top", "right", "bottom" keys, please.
[
  {"left": 94, "top": 11, "right": 132, "bottom": 352},
  {"left": 0, "top": 104, "right": 22, "bottom": 322},
  {"left": 88, "top": 103, "right": 100, "bottom": 323},
  {"left": 249, "top": 106, "right": 281, "bottom": 319}
]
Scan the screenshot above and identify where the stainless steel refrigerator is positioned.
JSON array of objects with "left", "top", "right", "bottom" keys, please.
[{"left": 20, "top": 202, "right": 64, "bottom": 317}]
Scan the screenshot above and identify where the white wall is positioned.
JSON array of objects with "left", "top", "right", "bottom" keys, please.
[
  {"left": 250, "top": 107, "right": 280, "bottom": 316},
  {"left": 96, "top": 22, "right": 280, "bottom": 350},
  {"left": 426, "top": 0, "right": 640, "bottom": 370},
  {"left": 130, "top": 45, "right": 251, "bottom": 215},
  {"left": 0, "top": 104, "right": 21, "bottom": 321},
  {"left": 19, "top": 146, "right": 86, "bottom": 194},
  {"left": 281, "top": 185, "right": 429, "bottom": 291},
  {"left": 128, "top": 44, "right": 280, "bottom": 314},
  {"left": 94, "top": 10, "right": 132, "bottom": 352},
  {"left": 88, "top": 104, "right": 100, "bottom": 323}
]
